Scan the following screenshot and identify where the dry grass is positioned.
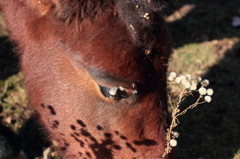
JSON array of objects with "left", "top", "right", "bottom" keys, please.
[{"left": 166, "top": 0, "right": 240, "bottom": 158}]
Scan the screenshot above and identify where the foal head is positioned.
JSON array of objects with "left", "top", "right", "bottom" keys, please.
[{"left": 1, "top": 0, "right": 173, "bottom": 158}]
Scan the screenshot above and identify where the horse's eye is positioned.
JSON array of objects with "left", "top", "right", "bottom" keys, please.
[{"left": 99, "top": 85, "right": 128, "bottom": 100}]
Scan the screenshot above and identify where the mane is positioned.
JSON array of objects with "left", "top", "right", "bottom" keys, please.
[
  {"left": 49, "top": 0, "right": 171, "bottom": 45},
  {"left": 115, "top": 0, "right": 172, "bottom": 43}
]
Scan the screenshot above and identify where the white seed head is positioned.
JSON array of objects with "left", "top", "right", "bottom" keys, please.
[
  {"left": 184, "top": 82, "right": 191, "bottom": 89},
  {"left": 190, "top": 84, "right": 197, "bottom": 91},
  {"left": 168, "top": 72, "right": 177, "bottom": 81},
  {"left": 172, "top": 131, "right": 179, "bottom": 138},
  {"left": 201, "top": 79, "right": 209, "bottom": 87},
  {"left": 168, "top": 76, "right": 175, "bottom": 82},
  {"left": 170, "top": 72, "right": 177, "bottom": 78},
  {"left": 175, "top": 77, "right": 182, "bottom": 83},
  {"left": 199, "top": 87, "right": 207, "bottom": 95},
  {"left": 181, "top": 79, "right": 188, "bottom": 86},
  {"left": 204, "top": 95, "right": 212, "bottom": 103},
  {"left": 170, "top": 139, "right": 177, "bottom": 147},
  {"left": 207, "top": 88, "right": 214, "bottom": 96},
  {"left": 109, "top": 87, "right": 117, "bottom": 95},
  {"left": 196, "top": 76, "right": 202, "bottom": 82},
  {"left": 191, "top": 79, "right": 198, "bottom": 85},
  {"left": 179, "top": 75, "right": 186, "bottom": 81},
  {"left": 185, "top": 74, "right": 192, "bottom": 81}
]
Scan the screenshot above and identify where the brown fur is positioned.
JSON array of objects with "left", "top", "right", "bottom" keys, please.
[{"left": 0, "top": 0, "right": 174, "bottom": 158}]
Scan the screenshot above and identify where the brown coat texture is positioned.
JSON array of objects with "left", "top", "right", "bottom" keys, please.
[{"left": 0, "top": 0, "right": 174, "bottom": 158}]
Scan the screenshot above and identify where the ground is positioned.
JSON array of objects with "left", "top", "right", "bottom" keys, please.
[{"left": 0, "top": 0, "right": 240, "bottom": 159}]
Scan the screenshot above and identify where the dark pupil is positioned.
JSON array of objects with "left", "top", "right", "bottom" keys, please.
[{"left": 99, "top": 85, "right": 127, "bottom": 100}]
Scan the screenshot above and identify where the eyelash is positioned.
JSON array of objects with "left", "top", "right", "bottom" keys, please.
[{"left": 99, "top": 85, "right": 128, "bottom": 100}]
